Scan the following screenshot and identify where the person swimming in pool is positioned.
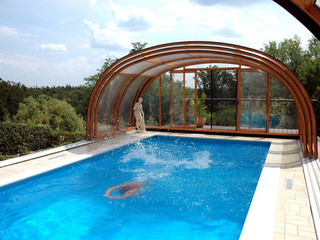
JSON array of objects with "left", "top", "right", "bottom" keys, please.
[{"left": 103, "top": 181, "right": 146, "bottom": 199}]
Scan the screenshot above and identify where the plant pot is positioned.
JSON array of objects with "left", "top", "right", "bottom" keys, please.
[{"left": 197, "top": 117, "right": 206, "bottom": 128}]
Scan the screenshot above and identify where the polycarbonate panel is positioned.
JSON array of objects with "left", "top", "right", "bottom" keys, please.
[
  {"left": 143, "top": 65, "right": 172, "bottom": 76},
  {"left": 212, "top": 102, "right": 236, "bottom": 130},
  {"left": 269, "top": 75, "right": 298, "bottom": 132},
  {"left": 161, "top": 73, "right": 171, "bottom": 126},
  {"left": 143, "top": 78, "right": 160, "bottom": 126},
  {"left": 121, "top": 61, "right": 156, "bottom": 74},
  {"left": 120, "top": 76, "right": 148, "bottom": 130},
  {"left": 172, "top": 59, "right": 205, "bottom": 68},
  {"left": 211, "top": 70, "right": 237, "bottom": 129},
  {"left": 197, "top": 69, "right": 237, "bottom": 129},
  {"left": 185, "top": 72, "right": 196, "bottom": 126},
  {"left": 153, "top": 53, "right": 193, "bottom": 62},
  {"left": 97, "top": 75, "right": 132, "bottom": 135},
  {"left": 172, "top": 73, "right": 184, "bottom": 126},
  {"left": 196, "top": 69, "right": 211, "bottom": 128},
  {"left": 240, "top": 71, "right": 267, "bottom": 130}
]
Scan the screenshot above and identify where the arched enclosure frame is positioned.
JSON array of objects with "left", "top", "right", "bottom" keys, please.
[{"left": 87, "top": 42, "right": 317, "bottom": 159}]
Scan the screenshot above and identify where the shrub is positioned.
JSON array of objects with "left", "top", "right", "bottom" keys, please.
[
  {"left": 0, "top": 122, "right": 52, "bottom": 155},
  {"left": 16, "top": 95, "right": 86, "bottom": 133},
  {"left": 51, "top": 131, "right": 85, "bottom": 146}
]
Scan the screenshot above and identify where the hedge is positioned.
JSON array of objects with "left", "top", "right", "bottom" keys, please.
[
  {"left": 0, "top": 122, "right": 52, "bottom": 155},
  {"left": 0, "top": 122, "right": 86, "bottom": 156},
  {"left": 51, "top": 131, "right": 85, "bottom": 146}
]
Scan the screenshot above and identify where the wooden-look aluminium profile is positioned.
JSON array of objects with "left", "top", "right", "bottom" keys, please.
[
  {"left": 290, "top": 0, "right": 320, "bottom": 23},
  {"left": 266, "top": 73, "right": 271, "bottom": 133},
  {"left": 146, "top": 126, "right": 299, "bottom": 137},
  {"left": 169, "top": 72, "right": 173, "bottom": 127},
  {"left": 87, "top": 42, "right": 317, "bottom": 158},
  {"left": 159, "top": 76, "right": 162, "bottom": 127},
  {"left": 183, "top": 67, "right": 186, "bottom": 127},
  {"left": 149, "top": 59, "right": 304, "bottom": 147},
  {"left": 236, "top": 67, "right": 242, "bottom": 131},
  {"left": 194, "top": 70, "right": 198, "bottom": 128},
  {"left": 141, "top": 58, "right": 307, "bottom": 139}
]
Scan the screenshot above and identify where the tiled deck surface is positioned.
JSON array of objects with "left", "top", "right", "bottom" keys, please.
[
  {"left": 273, "top": 141, "right": 317, "bottom": 239},
  {"left": 0, "top": 132, "right": 317, "bottom": 239}
]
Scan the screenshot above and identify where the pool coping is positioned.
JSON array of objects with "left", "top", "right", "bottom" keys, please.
[{"left": 0, "top": 131, "right": 316, "bottom": 239}]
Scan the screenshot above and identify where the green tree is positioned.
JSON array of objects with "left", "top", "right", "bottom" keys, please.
[
  {"left": 298, "top": 36, "right": 320, "bottom": 98},
  {"left": 0, "top": 79, "right": 29, "bottom": 121},
  {"left": 299, "top": 36, "right": 320, "bottom": 133},
  {"left": 261, "top": 35, "right": 305, "bottom": 75},
  {"left": 26, "top": 85, "right": 91, "bottom": 119},
  {"left": 262, "top": 35, "right": 320, "bottom": 134},
  {"left": 307, "top": 35, "right": 320, "bottom": 59},
  {"left": 16, "top": 95, "right": 86, "bottom": 133},
  {"left": 84, "top": 58, "right": 117, "bottom": 87},
  {"left": 83, "top": 42, "right": 148, "bottom": 88},
  {"left": 197, "top": 67, "right": 237, "bottom": 98},
  {"left": 129, "top": 42, "right": 148, "bottom": 54}
]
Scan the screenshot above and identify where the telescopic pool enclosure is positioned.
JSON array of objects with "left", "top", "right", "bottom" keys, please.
[{"left": 86, "top": 42, "right": 317, "bottom": 159}]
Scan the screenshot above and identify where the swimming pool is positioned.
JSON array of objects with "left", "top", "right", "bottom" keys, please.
[{"left": 0, "top": 136, "right": 270, "bottom": 239}]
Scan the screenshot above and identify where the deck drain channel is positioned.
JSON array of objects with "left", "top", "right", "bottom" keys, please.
[
  {"left": 285, "top": 178, "right": 294, "bottom": 190},
  {"left": 48, "top": 154, "right": 67, "bottom": 160}
]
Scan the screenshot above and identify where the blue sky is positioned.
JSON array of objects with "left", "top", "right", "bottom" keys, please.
[{"left": 0, "top": 0, "right": 314, "bottom": 87}]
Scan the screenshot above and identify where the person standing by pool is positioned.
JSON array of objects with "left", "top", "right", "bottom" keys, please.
[
  {"left": 133, "top": 97, "right": 145, "bottom": 132},
  {"left": 103, "top": 181, "right": 146, "bottom": 199}
]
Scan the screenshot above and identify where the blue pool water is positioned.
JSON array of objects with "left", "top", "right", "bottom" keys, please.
[{"left": 0, "top": 136, "right": 270, "bottom": 240}]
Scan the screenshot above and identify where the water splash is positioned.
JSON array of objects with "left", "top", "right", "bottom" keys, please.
[{"left": 119, "top": 140, "right": 212, "bottom": 181}]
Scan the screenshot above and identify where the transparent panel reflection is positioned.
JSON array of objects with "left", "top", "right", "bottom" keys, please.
[
  {"left": 144, "top": 78, "right": 160, "bottom": 126},
  {"left": 240, "top": 71, "right": 267, "bottom": 130},
  {"left": 269, "top": 76, "right": 298, "bottom": 133}
]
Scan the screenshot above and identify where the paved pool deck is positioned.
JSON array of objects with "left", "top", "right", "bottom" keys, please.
[{"left": 0, "top": 131, "right": 317, "bottom": 239}]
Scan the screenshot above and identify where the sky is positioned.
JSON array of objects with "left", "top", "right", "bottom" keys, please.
[{"left": 0, "top": 0, "right": 314, "bottom": 87}]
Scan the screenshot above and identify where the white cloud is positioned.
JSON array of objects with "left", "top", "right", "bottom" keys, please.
[
  {"left": 161, "top": 1, "right": 236, "bottom": 30},
  {"left": 37, "top": 44, "right": 68, "bottom": 54},
  {"left": 212, "top": 27, "right": 242, "bottom": 38},
  {"left": 83, "top": 19, "right": 133, "bottom": 55},
  {"left": 90, "top": 0, "right": 97, "bottom": 6},
  {"left": 0, "top": 53, "right": 97, "bottom": 86},
  {"left": 0, "top": 26, "right": 31, "bottom": 37},
  {"left": 190, "top": 0, "right": 268, "bottom": 7},
  {"left": 109, "top": 1, "right": 153, "bottom": 32}
]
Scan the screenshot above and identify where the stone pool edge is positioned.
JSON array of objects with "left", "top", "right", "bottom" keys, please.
[{"left": 239, "top": 141, "right": 281, "bottom": 240}]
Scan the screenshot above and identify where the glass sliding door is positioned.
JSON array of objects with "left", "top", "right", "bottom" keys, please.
[
  {"left": 269, "top": 75, "right": 298, "bottom": 133},
  {"left": 185, "top": 72, "right": 196, "bottom": 127},
  {"left": 143, "top": 78, "right": 160, "bottom": 126},
  {"left": 240, "top": 71, "right": 267, "bottom": 131},
  {"left": 171, "top": 72, "right": 184, "bottom": 126},
  {"left": 161, "top": 73, "right": 171, "bottom": 127},
  {"left": 210, "top": 70, "right": 237, "bottom": 130},
  {"left": 197, "top": 69, "right": 237, "bottom": 130}
]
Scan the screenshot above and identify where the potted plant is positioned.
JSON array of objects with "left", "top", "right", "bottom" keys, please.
[{"left": 196, "top": 92, "right": 211, "bottom": 128}]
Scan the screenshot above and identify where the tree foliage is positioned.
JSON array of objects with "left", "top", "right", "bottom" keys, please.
[
  {"left": 16, "top": 95, "right": 86, "bottom": 133},
  {"left": 84, "top": 58, "right": 117, "bottom": 88},
  {"left": 83, "top": 42, "right": 148, "bottom": 87},
  {"left": 262, "top": 35, "right": 305, "bottom": 75},
  {"left": 0, "top": 79, "right": 29, "bottom": 121},
  {"left": 197, "top": 67, "right": 237, "bottom": 98},
  {"left": 129, "top": 42, "right": 148, "bottom": 54},
  {"left": 262, "top": 35, "right": 320, "bottom": 98},
  {"left": 262, "top": 35, "right": 320, "bottom": 134}
]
